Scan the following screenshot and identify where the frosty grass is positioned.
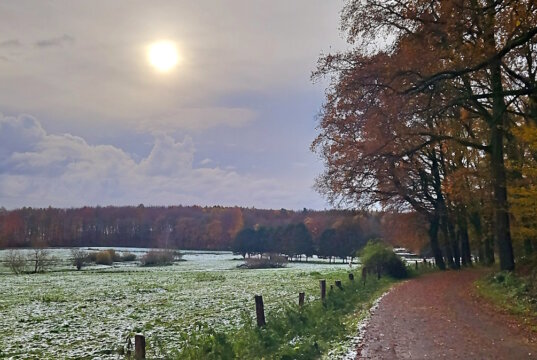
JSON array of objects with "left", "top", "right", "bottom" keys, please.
[{"left": 0, "top": 249, "right": 355, "bottom": 359}]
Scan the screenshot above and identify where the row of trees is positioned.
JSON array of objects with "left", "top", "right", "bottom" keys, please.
[
  {"left": 232, "top": 221, "right": 368, "bottom": 262},
  {"left": 314, "top": 0, "right": 537, "bottom": 270},
  {"left": 0, "top": 205, "right": 411, "bottom": 253}
]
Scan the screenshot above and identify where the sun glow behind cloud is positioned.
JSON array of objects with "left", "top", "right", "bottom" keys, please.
[
  {"left": 0, "top": 1, "right": 345, "bottom": 210},
  {"left": 148, "top": 40, "right": 180, "bottom": 72}
]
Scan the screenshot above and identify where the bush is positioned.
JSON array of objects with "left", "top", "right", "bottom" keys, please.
[
  {"left": 120, "top": 252, "right": 137, "bottom": 262},
  {"left": 95, "top": 250, "right": 113, "bottom": 265},
  {"left": 140, "top": 250, "right": 176, "bottom": 267},
  {"left": 359, "top": 240, "right": 408, "bottom": 279},
  {"left": 71, "top": 249, "right": 88, "bottom": 270},
  {"left": 240, "top": 254, "right": 287, "bottom": 269},
  {"left": 86, "top": 252, "right": 97, "bottom": 263},
  {"left": 106, "top": 249, "right": 121, "bottom": 262},
  {"left": 29, "top": 248, "right": 54, "bottom": 273},
  {"left": 86, "top": 249, "right": 136, "bottom": 264},
  {"left": 384, "top": 253, "right": 409, "bottom": 279},
  {"left": 89, "top": 249, "right": 124, "bottom": 265},
  {"left": 5, "top": 250, "right": 26, "bottom": 274}
]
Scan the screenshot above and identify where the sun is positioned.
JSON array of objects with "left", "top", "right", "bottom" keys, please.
[{"left": 148, "top": 41, "right": 179, "bottom": 72}]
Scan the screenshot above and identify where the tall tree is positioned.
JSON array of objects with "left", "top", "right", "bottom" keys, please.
[{"left": 314, "top": 0, "right": 537, "bottom": 270}]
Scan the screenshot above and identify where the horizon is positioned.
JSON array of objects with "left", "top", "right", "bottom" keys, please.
[{"left": 3, "top": 203, "right": 375, "bottom": 213}]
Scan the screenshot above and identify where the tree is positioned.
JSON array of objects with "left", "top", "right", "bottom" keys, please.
[
  {"left": 318, "top": 228, "right": 337, "bottom": 262},
  {"left": 5, "top": 250, "right": 26, "bottom": 274},
  {"left": 71, "top": 248, "right": 88, "bottom": 271},
  {"left": 509, "top": 124, "right": 537, "bottom": 256},
  {"left": 30, "top": 248, "right": 52, "bottom": 273},
  {"left": 278, "top": 223, "right": 314, "bottom": 261},
  {"left": 291, "top": 223, "right": 314, "bottom": 261},
  {"left": 232, "top": 228, "right": 258, "bottom": 258},
  {"left": 314, "top": 0, "right": 537, "bottom": 271}
]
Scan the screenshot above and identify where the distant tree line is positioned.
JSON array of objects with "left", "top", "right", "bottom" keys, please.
[
  {"left": 233, "top": 220, "right": 368, "bottom": 262},
  {"left": 0, "top": 205, "right": 422, "bottom": 255}
]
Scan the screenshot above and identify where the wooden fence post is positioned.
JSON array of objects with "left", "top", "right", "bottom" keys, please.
[
  {"left": 255, "top": 295, "right": 266, "bottom": 327},
  {"left": 415, "top": 260, "right": 418, "bottom": 270},
  {"left": 320, "top": 279, "right": 326, "bottom": 301},
  {"left": 135, "top": 334, "right": 145, "bottom": 360},
  {"left": 361, "top": 266, "right": 367, "bottom": 286},
  {"left": 335, "top": 280, "right": 342, "bottom": 289},
  {"left": 348, "top": 273, "right": 354, "bottom": 281},
  {"left": 298, "top": 292, "right": 305, "bottom": 307}
]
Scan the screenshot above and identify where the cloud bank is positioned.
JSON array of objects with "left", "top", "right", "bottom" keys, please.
[{"left": 0, "top": 114, "right": 318, "bottom": 209}]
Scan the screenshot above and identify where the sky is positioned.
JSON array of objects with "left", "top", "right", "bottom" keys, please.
[{"left": 0, "top": 1, "right": 347, "bottom": 210}]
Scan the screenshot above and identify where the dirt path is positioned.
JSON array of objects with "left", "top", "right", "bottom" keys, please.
[{"left": 357, "top": 269, "right": 537, "bottom": 359}]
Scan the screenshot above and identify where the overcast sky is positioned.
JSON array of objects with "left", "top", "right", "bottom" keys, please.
[{"left": 0, "top": 1, "right": 347, "bottom": 210}]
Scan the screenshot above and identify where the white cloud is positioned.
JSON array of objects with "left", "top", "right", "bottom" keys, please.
[{"left": 0, "top": 114, "right": 321, "bottom": 209}]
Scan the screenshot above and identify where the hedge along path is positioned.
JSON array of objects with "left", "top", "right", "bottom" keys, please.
[{"left": 357, "top": 269, "right": 537, "bottom": 359}]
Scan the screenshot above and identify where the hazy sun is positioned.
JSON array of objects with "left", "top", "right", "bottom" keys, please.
[{"left": 148, "top": 41, "right": 179, "bottom": 72}]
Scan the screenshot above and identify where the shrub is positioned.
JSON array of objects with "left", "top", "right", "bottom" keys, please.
[
  {"left": 384, "top": 253, "right": 409, "bottom": 279},
  {"left": 86, "top": 252, "right": 97, "bottom": 263},
  {"left": 120, "top": 252, "right": 137, "bottom": 262},
  {"left": 29, "top": 248, "right": 54, "bottom": 273},
  {"left": 359, "top": 240, "right": 408, "bottom": 279},
  {"left": 106, "top": 249, "right": 121, "bottom": 262},
  {"left": 140, "top": 250, "right": 176, "bottom": 267},
  {"left": 5, "top": 250, "right": 26, "bottom": 274},
  {"left": 89, "top": 249, "right": 124, "bottom": 265},
  {"left": 240, "top": 254, "right": 287, "bottom": 269},
  {"left": 95, "top": 250, "right": 113, "bottom": 265},
  {"left": 71, "top": 249, "right": 88, "bottom": 270}
]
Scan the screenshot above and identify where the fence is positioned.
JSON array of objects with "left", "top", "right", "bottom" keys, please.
[{"left": 130, "top": 271, "right": 364, "bottom": 359}]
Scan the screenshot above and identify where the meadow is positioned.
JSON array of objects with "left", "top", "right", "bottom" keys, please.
[{"left": 0, "top": 249, "right": 371, "bottom": 359}]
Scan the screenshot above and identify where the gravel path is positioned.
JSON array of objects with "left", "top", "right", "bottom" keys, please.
[{"left": 357, "top": 269, "right": 537, "bottom": 359}]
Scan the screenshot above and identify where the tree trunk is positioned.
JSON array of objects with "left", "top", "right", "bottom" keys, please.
[
  {"left": 440, "top": 219, "right": 455, "bottom": 269},
  {"left": 489, "top": 58, "right": 515, "bottom": 271},
  {"left": 524, "top": 238, "right": 534, "bottom": 256},
  {"left": 469, "top": 211, "right": 485, "bottom": 264},
  {"left": 484, "top": 235, "right": 495, "bottom": 266},
  {"left": 478, "top": 243, "right": 485, "bottom": 265},
  {"left": 457, "top": 209, "right": 472, "bottom": 266},
  {"left": 447, "top": 218, "right": 461, "bottom": 269},
  {"left": 428, "top": 215, "right": 446, "bottom": 270}
]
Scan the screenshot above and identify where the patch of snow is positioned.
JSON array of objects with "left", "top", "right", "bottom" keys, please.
[{"left": 329, "top": 288, "right": 393, "bottom": 360}]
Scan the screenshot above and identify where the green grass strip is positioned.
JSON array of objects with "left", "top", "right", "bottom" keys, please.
[
  {"left": 475, "top": 271, "right": 537, "bottom": 332},
  {"left": 164, "top": 273, "right": 395, "bottom": 359}
]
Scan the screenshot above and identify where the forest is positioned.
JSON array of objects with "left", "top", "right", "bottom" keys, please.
[{"left": 0, "top": 205, "right": 426, "bottom": 258}]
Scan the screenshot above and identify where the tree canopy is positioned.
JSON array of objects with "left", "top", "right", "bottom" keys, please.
[{"left": 314, "top": 0, "right": 537, "bottom": 270}]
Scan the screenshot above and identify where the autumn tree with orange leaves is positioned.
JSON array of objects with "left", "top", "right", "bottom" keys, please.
[{"left": 314, "top": 0, "right": 537, "bottom": 270}]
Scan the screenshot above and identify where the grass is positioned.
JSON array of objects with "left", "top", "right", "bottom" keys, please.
[
  {"left": 0, "top": 249, "right": 364, "bottom": 359},
  {"left": 170, "top": 275, "right": 395, "bottom": 359},
  {"left": 475, "top": 269, "right": 537, "bottom": 332}
]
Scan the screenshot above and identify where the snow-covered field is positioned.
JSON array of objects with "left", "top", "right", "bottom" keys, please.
[{"left": 0, "top": 249, "right": 350, "bottom": 359}]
